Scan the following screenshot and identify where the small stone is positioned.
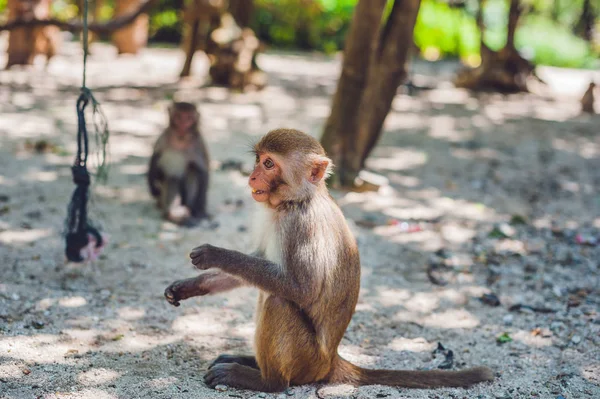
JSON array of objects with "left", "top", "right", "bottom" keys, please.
[
  {"left": 503, "top": 314, "right": 514, "bottom": 326},
  {"left": 571, "top": 335, "right": 581, "bottom": 344},
  {"left": 31, "top": 321, "right": 45, "bottom": 330},
  {"left": 22, "top": 368, "right": 31, "bottom": 375},
  {"left": 214, "top": 384, "right": 228, "bottom": 392},
  {"left": 11, "top": 293, "right": 20, "bottom": 301},
  {"left": 480, "top": 293, "right": 501, "bottom": 307},
  {"left": 285, "top": 388, "right": 294, "bottom": 395},
  {"left": 257, "top": 394, "right": 267, "bottom": 398}
]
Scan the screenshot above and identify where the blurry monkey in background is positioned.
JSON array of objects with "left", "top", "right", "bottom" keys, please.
[{"left": 148, "top": 102, "right": 209, "bottom": 226}]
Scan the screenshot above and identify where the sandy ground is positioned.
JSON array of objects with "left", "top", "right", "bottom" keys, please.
[{"left": 0, "top": 35, "right": 599, "bottom": 399}]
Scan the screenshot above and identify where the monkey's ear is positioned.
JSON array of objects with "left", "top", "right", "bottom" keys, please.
[{"left": 309, "top": 159, "right": 329, "bottom": 184}]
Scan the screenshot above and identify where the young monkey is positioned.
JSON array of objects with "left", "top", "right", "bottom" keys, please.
[
  {"left": 164, "top": 129, "right": 494, "bottom": 392},
  {"left": 148, "top": 102, "right": 210, "bottom": 226}
]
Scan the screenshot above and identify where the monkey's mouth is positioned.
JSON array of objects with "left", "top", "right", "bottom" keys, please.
[{"left": 252, "top": 189, "right": 266, "bottom": 195}]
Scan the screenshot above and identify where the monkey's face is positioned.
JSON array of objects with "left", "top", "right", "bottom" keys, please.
[
  {"left": 249, "top": 153, "right": 283, "bottom": 206},
  {"left": 172, "top": 111, "right": 197, "bottom": 136}
]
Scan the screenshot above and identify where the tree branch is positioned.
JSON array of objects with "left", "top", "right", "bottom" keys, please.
[{"left": 0, "top": 0, "right": 156, "bottom": 33}]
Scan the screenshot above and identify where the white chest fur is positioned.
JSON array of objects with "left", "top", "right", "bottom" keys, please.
[
  {"left": 158, "top": 149, "right": 188, "bottom": 178},
  {"left": 252, "top": 206, "right": 283, "bottom": 266}
]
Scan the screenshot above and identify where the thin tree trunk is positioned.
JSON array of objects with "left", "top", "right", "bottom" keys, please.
[
  {"left": 6, "top": 0, "right": 59, "bottom": 68},
  {"left": 321, "top": 0, "right": 421, "bottom": 186},
  {"left": 321, "top": 0, "right": 387, "bottom": 185},
  {"left": 454, "top": 0, "right": 536, "bottom": 93},
  {"left": 506, "top": 0, "right": 520, "bottom": 50},
  {"left": 112, "top": 0, "right": 149, "bottom": 54},
  {"left": 180, "top": 17, "right": 200, "bottom": 77},
  {"left": 574, "top": 0, "right": 594, "bottom": 42},
  {"left": 356, "top": 0, "right": 421, "bottom": 168},
  {"left": 229, "top": 0, "right": 254, "bottom": 28}
]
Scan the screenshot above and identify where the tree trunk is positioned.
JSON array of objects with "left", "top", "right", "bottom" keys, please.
[
  {"left": 6, "top": 0, "right": 60, "bottom": 69},
  {"left": 111, "top": 0, "right": 149, "bottom": 54},
  {"left": 454, "top": 0, "right": 537, "bottom": 93},
  {"left": 179, "top": 0, "right": 264, "bottom": 91},
  {"left": 179, "top": 0, "right": 223, "bottom": 78},
  {"left": 321, "top": 0, "right": 421, "bottom": 187},
  {"left": 229, "top": 0, "right": 254, "bottom": 28},
  {"left": 574, "top": 0, "right": 594, "bottom": 42}
]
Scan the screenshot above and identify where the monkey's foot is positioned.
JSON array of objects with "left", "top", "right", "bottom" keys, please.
[
  {"left": 205, "top": 363, "right": 283, "bottom": 391},
  {"left": 164, "top": 277, "right": 206, "bottom": 307},
  {"left": 209, "top": 354, "right": 258, "bottom": 370}
]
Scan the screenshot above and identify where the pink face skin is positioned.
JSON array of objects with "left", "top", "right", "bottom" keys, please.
[
  {"left": 172, "top": 111, "right": 196, "bottom": 137},
  {"left": 248, "top": 153, "right": 280, "bottom": 206}
]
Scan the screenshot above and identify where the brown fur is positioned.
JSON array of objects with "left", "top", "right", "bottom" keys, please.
[
  {"left": 147, "top": 102, "right": 210, "bottom": 225},
  {"left": 165, "top": 128, "right": 494, "bottom": 391}
]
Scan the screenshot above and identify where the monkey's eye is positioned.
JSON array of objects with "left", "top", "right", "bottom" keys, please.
[{"left": 263, "top": 159, "right": 275, "bottom": 169}]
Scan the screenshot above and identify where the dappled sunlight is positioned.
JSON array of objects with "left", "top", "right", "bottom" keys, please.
[
  {"left": 581, "top": 363, "right": 600, "bottom": 384},
  {"left": 411, "top": 309, "right": 480, "bottom": 329},
  {"left": 426, "top": 87, "right": 471, "bottom": 105},
  {"left": 0, "top": 334, "right": 73, "bottom": 364},
  {"left": 94, "top": 185, "right": 150, "bottom": 204},
  {"left": 117, "top": 306, "right": 146, "bottom": 321},
  {"left": 439, "top": 222, "right": 476, "bottom": 244},
  {"left": 375, "top": 288, "right": 412, "bottom": 307},
  {"left": 511, "top": 330, "right": 553, "bottom": 348},
  {"left": 387, "top": 337, "right": 433, "bottom": 353},
  {"left": 0, "top": 228, "right": 52, "bottom": 244},
  {"left": 0, "top": 362, "right": 25, "bottom": 380},
  {"left": 147, "top": 376, "right": 178, "bottom": 388},
  {"left": 78, "top": 368, "right": 121, "bottom": 386},
  {"left": 119, "top": 164, "right": 148, "bottom": 176},
  {"left": 98, "top": 333, "right": 180, "bottom": 354},
  {"left": 58, "top": 296, "right": 88, "bottom": 308},
  {"left": 403, "top": 292, "right": 439, "bottom": 313},
  {"left": 21, "top": 169, "right": 59, "bottom": 182},
  {"left": 171, "top": 312, "right": 236, "bottom": 336},
  {"left": 383, "top": 112, "right": 425, "bottom": 131},
  {"left": 0, "top": 113, "right": 57, "bottom": 138},
  {"left": 1, "top": 40, "right": 598, "bottom": 398},
  {"left": 552, "top": 137, "right": 599, "bottom": 160},
  {"left": 106, "top": 135, "right": 153, "bottom": 160}
]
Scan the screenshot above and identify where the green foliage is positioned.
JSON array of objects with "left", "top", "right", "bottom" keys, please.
[
  {"left": 149, "top": 0, "right": 183, "bottom": 42},
  {"left": 253, "top": 0, "right": 357, "bottom": 53},
  {"left": 413, "top": 0, "right": 597, "bottom": 68},
  {"left": 516, "top": 15, "right": 596, "bottom": 68}
]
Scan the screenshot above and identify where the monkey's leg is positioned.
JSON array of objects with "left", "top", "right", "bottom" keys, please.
[
  {"left": 183, "top": 164, "right": 209, "bottom": 219},
  {"left": 162, "top": 177, "right": 192, "bottom": 224},
  {"left": 204, "top": 363, "right": 288, "bottom": 392},
  {"left": 209, "top": 354, "right": 258, "bottom": 369},
  {"left": 164, "top": 270, "right": 244, "bottom": 306}
]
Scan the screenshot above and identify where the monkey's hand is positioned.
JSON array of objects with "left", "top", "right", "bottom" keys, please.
[
  {"left": 190, "top": 244, "right": 227, "bottom": 270},
  {"left": 164, "top": 277, "right": 207, "bottom": 307}
]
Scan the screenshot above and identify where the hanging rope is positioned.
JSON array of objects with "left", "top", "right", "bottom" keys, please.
[{"left": 64, "top": 0, "right": 110, "bottom": 262}]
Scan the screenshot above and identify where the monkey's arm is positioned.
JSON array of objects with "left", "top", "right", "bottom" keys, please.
[
  {"left": 190, "top": 245, "right": 311, "bottom": 306},
  {"left": 164, "top": 270, "right": 245, "bottom": 306},
  {"left": 147, "top": 152, "right": 163, "bottom": 197}
]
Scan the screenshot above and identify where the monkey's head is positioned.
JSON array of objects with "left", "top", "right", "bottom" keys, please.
[
  {"left": 249, "top": 129, "right": 332, "bottom": 207},
  {"left": 169, "top": 102, "right": 199, "bottom": 137}
]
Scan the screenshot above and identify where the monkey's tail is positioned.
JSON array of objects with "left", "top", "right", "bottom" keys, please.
[{"left": 328, "top": 357, "right": 494, "bottom": 388}]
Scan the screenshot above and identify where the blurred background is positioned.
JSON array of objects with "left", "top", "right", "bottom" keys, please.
[{"left": 1, "top": 0, "right": 598, "bottom": 70}]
